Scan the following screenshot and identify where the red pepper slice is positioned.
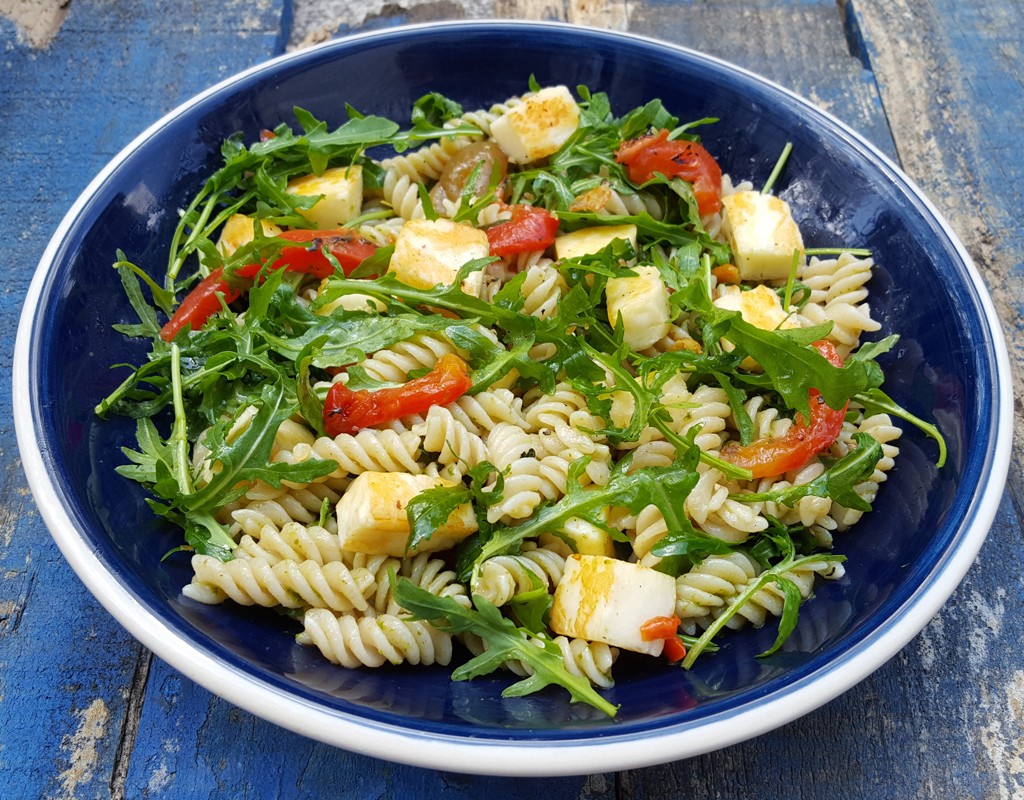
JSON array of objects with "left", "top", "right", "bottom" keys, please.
[
  {"left": 323, "top": 353, "right": 472, "bottom": 436},
  {"left": 614, "top": 129, "right": 723, "bottom": 216},
  {"left": 486, "top": 204, "right": 559, "bottom": 256},
  {"left": 261, "top": 229, "right": 378, "bottom": 279},
  {"left": 721, "top": 340, "right": 849, "bottom": 479},
  {"left": 641, "top": 615, "right": 686, "bottom": 663},
  {"left": 159, "top": 228, "right": 377, "bottom": 341},
  {"left": 641, "top": 615, "right": 682, "bottom": 642},
  {"left": 662, "top": 636, "right": 687, "bottom": 664},
  {"left": 158, "top": 267, "right": 240, "bottom": 342}
]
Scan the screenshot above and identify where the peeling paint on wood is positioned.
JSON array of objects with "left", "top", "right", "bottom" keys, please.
[
  {"left": 0, "top": 0, "right": 71, "bottom": 48},
  {"left": 54, "top": 698, "right": 109, "bottom": 799}
]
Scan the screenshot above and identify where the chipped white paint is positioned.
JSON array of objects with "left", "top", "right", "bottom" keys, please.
[
  {"left": 914, "top": 613, "right": 943, "bottom": 673},
  {"left": 964, "top": 586, "right": 1006, "bottom": 672},
  {"left": 0, "top": 599, "right": 16, "bottom": 622},
  {"left": 977, "top": 670, "right": 1024, "bottom": 800},
  {"left": 145, "top": 739, "right": 179, "bottom": 793},
  {"left": 289, "top": 0, "right": 628, "bottom": 49},
  {"left": 54, "top": 698, "right": 109, "bottom": 800},
  {"left": 289, "top": 0, "right": 496, "bottom": 50},
  {"left": 0, "top": 0, "right": 70, "bottom": 48}
]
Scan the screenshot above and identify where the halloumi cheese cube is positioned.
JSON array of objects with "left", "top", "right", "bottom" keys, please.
[
  {"left": 216, "top": 214, "right": 283, "bottom": 257},
  {"left": 490, "top": 85, "right": 580, "bottom": 164},
  {"left": 605, "top": 265, "right": 672, "bottom": 352},
  {"left": 554, "top": 224, "right": 638, "bottom": 261},
  {"left": 561, "top": 516, "right": 616, "bottom": 558},
  {"left": 287, "top": 165, "right": 363, "bottom": 228},
  {"left": 550, "top": 554, "right": 676, "bottom": 656},
  {"left": 720, "top": 190, "right": 804, "bottom": 281},
  {"left": 714, "top": 284, "right": 798, "bottom": 370},
  {"left": 713, "top": 284, "right": 797, "bottom": 332},
  {"left": 388, "top": 218, "right": 490, "bottom": 295},
  {"left": 335, "top": 472, "right": 477, "bottom": 557}
]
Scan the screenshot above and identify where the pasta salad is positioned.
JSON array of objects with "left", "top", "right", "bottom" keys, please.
[{"left": 97, "top": 83, "right": 945, "bottom": 717}]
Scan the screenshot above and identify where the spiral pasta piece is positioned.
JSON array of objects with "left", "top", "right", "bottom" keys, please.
[
  {"left": 288, "top": 429, "right": 423, "bottom": 477},
  {"left": 183, "top": 554, "right": 376, "bottom": 613},
  {"left": 299, "top": 609, "right": 453, "bottom": 668},
  {"left": 517, "top": 261, "right": 567, "bottom": 319},
  {"left": 414, "top": 405, "right": 490, "bottom": 467},
  {"left": 352, "top": 552, "right": 472, "bottom": 614},
  {"left": 485, "top": 456, "right": 566, "bottom": 523},
  {"left": 358, "top": 332, "right": 481, "bottom": 383},
  {"left": 473, "top": 542, "right": 567, "bottom": 607},
  {"left": 486, "top": 423, "right": 539, "bottom": 471},
  {"left": 380, "top": 169, "right": 428, "bottom": 220},
  {"left": 227, "top": 494, "right": 324, "bottom": 539},
  {"left": 234, "top": 521, "right": 346, "bottom": 566},
  {"left": 675, "top": 552, "right": 759, "bottom": 632},
  {"left": 755, "top": 461, "right": 835, "bottom": 529}
]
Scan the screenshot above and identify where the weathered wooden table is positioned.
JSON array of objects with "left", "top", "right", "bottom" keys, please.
[{"left": 3, "top": 1, "right": 1021, "bottom": 797}]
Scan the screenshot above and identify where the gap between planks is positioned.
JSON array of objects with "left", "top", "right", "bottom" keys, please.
[{"left": 109, "top": 651, "right": 153, "bottom": 800}]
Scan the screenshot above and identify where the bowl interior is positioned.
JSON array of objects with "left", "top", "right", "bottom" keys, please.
[{"left": 26, "top": 23, "right": 997, "bottom": 744}]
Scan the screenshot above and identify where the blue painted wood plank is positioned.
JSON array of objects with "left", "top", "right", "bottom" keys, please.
[
  {"left": 0, "top": 1, "right": 288, "bottom": 798},
  {"left": 125, "top": 660, "right": 614, "bottom": 799},
  {"left": 627, "top": 0, "right": 897, "bottom": 160}
]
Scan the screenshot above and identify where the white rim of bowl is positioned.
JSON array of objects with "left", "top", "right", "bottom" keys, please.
[{"left": 13, "top": 20, "right": 1013, "bottom": 777}]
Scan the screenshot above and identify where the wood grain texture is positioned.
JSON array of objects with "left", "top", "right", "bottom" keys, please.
[
  {"left": 0, "top": 1, "right": 287, "bottom": 798},
  {"left": 3, "top": 0, "right": 1022, "bottom": 797},
  {"left": 850, "top": 0, "right": 1024, "bottom": 466}
]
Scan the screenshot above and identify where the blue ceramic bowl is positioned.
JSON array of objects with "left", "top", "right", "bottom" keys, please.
[{"left": 14, "top": 21, "right": 1012, "bottom": 774}]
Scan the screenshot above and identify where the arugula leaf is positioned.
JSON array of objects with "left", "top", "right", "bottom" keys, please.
[
  {"left": 463, "top": 453, "right": 722, "bottom": 582},
  {"left": 114, "top": 256, "right": 176, "bottom": 323},
  {"left": 682, "top": 532, "right": 845, "bottom": 667},
  {"left": 295, "top": 337, "right": 327, "bottom": 437},
  {"left": 259, "top": 311, "right": 456, "bottom": 365},
  {"left": 180, "top": 380, "right": 336, "bottom": 514},
  {"left": 582, "top": 343, "right": 753, "bottom": 481},
  {"left": 185, "top": 513, "right": 236, "bottom": 561},
  {"left": 405, "top": 483, "right": 474, "bottom": 554},
  {"left": 121, "top": 372, "right": 337, "bottom": 551},
  {"left": 758, "top": 575, "right": 802, "bottom": 657},
  {"left": 166, "top": 103, "right": 478, "bottom": 290},
  {"left": 506, "top": 574, "right": 553, "bottom": 634},
  {"left": 410, "top": 92, "right": 465, "bottom": 128},
  {"left": 855, "top": 387, "right": 947, "bottom": 467},
  {"left": 683, "top": 280, "right": 883, "bottom": 416},
  {"left": 394, "top": 580, "right": 618, "bottom": 716},
  {"left": 445, "top": 323, "right": 557, "bottom": 395}
]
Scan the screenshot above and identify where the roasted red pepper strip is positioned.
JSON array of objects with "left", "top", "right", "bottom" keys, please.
[
  {"left": 662, "top": 636, "right": 687, "bottom": 664},
  {"left": 323, "top": 353, "right": 473, "bottom": 436},
  {"left": 721, "top": 340, "right": 848, "bottom": 479},
  {"left": 158, "top": 267, "right": 240, "bottom": 342},
  {"left": 486, "top": 204, "right": 559, "bottom": 256},
  {"left": 641, "top": 615, "right": 686, "bottom": 663},
  {"left": 259, "top": 229, "right": 378, "bottom": 279},
  {"left": 640, "top": 615, "right": 682, "bottom": 641},
  {"left": 614, "top": 129, "right": 723, "bottom": 216},
  {"left": 159, "top": 228, "right": 377, "bottom": 341}
]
